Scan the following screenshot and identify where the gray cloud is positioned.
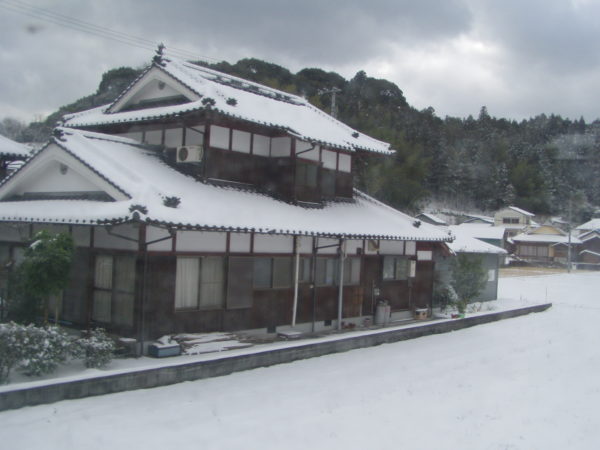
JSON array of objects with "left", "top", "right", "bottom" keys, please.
[{"left": 1, "top": 0, "right": 599, "bottom": 124}]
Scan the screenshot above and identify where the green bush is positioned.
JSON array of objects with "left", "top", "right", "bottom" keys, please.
[
  {"left": 74, "top": 328, "right": 116, "bottom": 369},
  {"left": 0, "top": 324, "right": 115, "bottom": 383}
]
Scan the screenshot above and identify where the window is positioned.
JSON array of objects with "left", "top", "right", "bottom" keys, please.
[
  {"left": 383, "top": 256, "right": 409, "bottom": 280},
  {"left": 296, "top": 162, "right": 318, "bottom": 189},
  {"left": 321, "top": 170, "right": 335, "bottom": 197},
  {"left": 253, "top": 257, "right": 293, "bottom": 289},
  {"left": 343, "top": 257, "right": 361, "bottom": 285},
  {"left": 315, "top": 257, "right": 361, "bottom": 286},
  {"left": 503, "top": 217, "right": 520, "bottom": 224},
  {"left": 175, "top": 256, "right": 225, "bottom": 310},
  {"left": 92, "top": 254, "right": 136, "bottom": 326}
]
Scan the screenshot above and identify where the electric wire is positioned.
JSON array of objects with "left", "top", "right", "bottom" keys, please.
[{"left": 0, "top": 0, "right": 220, "bottom": 63}]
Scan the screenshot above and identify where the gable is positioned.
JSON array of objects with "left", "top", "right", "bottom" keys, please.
[
  {"left": 108, "top": 67, "right": 200, "bottom": 113},
  {"left": 531, "top": 225, "right": 565, "bottom": 236},
  {"left": 0, "top": 143, "right": 128, "bottom": 202}
]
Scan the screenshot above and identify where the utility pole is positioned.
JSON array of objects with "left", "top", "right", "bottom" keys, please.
[
  {"left": 318, "top": 87, "right": 342, "bottom": 118},
  {"left": 567, "top": 197, "right": 572, "bottom": 273}
]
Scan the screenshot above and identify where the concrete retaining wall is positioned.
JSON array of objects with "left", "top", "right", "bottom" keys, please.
[{"left": 0, "top": 303, "right": 551, "bottom": 411}]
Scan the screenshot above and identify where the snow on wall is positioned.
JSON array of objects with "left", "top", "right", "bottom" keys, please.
[
  {"left": 345, "top": 239, "right": 362, "bottom": 255},
  {"left": 230, "top": 232, "right": 251, "bottom": 253},
  {"left": 271, "top": 137, "right": 291, "bottom": 157},
  {"left": 164, "top": 127, "right": 184, "bottom": 148},
  {"left": 253, "top": 134, "right": 270, "bottom": 157},
  {"left": 297, "top": 235, "right": 313, "bottom": 253},
  {"left": 379, "top": 240, "right": 405, "bottom": 255},
  {"left": 295, "top": 140, "right": 319, "bottom": 161},
  {"left": 232, "top": 130, "right": 251, "bottom": 154},
  {"left": 24, "top": 160, "right": 102, "bottom": 194},
  {"left": 146, "top": 226, "right": 173, "bottom": 251},
  {"left": 0, "top": 224, "right": 28, "bottom": 242},
  {"left": 71, "top": 226, "right": 91, "bottom": 247},
  {"left": 176, "top": 231, "right": 226, "bottom": 252},
  {"left": 253, "top": 234, "right": 293, "bottom": 253},
  {"left": 210, "top": 125, "right": 230, "bottom": 150},
  {"left": 94, "top": 224, "right": 138, "bottom": 250}
]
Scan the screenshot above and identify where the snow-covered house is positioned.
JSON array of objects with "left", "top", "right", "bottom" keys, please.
[
  {"left": 0, "top": 51, "right": 450, "bottom": 343},
  {"left": 0, "top": 134, "right": 30, "bottom": 179},
  {"left": 453, "top": 222, "right": 507, "bottom": 249},
  {"left": 512, "top": 225, "right": 580, "bottom": 264},
  {"left": 494, "top": 206, "right": 535, "bottom": 236},
  {"left": 434, "top": 226, "right": 507, "bottom": 302}
]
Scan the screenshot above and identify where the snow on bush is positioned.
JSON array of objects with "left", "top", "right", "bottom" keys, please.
[
  {"left": 18, "top": 325, "right": 71, "bottom": 377},
  {"left": 73, "top": 328, "right": 116, "bottom": 368},
  {"left": 0, "top": 323, "right": 116, "bottom": 383},
  {"left": 0, "top": 322, "right": 71, "bottom": 381}
]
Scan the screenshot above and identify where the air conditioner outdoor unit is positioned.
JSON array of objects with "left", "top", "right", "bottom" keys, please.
[{"left": 176, "top": 145, "right": 204, "bottom": 163}]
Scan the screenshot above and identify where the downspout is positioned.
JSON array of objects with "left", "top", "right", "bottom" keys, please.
[
  {"left": 292, "top": 235, "right": 300, "bottom": 328},
  {"left": 337, "top": 238, "right": 346, "bottom": 330},
  {"left": 311, "top": 236, "right": 318, "bottom": 333}
]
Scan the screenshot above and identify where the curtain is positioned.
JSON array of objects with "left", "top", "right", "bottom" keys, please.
[
  {"left": 175, "top": 257, "right": 199, "bottom": 309},
  {"left": 199, "top": 256, "right": 224, "bottom": 308}
]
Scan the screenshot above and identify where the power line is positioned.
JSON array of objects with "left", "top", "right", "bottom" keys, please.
[{"left": 0, "top": 0, "right": 220, "bottom": 63}]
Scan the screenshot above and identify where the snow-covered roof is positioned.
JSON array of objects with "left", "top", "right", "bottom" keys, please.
[
  {"left": 0, "top": 134, "right": 30, "bottom": 157},
  {"left": 446, "top": 226, "right": 507, "bottom": 254},
  {"left": 63, "top": 56, "right": 392, "bottom": 155},
  {"left": 576, "top": 218, "right": 600, "bottom": 231},
  {"left": 416, "top": 212, "right": 447, "bottom": 226},
  {"left": 0, "top": 128, "right": 449, "bottom": 242},
  {"left": 506, "top": 206, "right": 535, "bottom": 217},
  {"left": 454, "top": 223, "right": 506, "bottom": 240},
  {"left": 578, "top": 230, "right": 600, "bottom": 242},
  {"left": 512, "top": 233, "right": 581, "bottom": 245},
  {"left": 463, "top": 213, "right": 494, "bottom": 224}
]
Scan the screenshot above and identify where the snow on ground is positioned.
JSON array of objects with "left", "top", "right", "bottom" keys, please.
[{"left": 1, "top": 271, "right": 600, "bottom": 449}]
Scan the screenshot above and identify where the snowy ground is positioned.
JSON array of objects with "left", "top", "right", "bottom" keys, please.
[{"left": 1, "top": 271, "right": 600, "bottom": 449}]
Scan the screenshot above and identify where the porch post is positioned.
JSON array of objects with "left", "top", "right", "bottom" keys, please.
[
  {"left": 292, "top": 235, "right": 300, "bottom": 328},
  {"left": 337, "top": 238, "right": 346, "bottom": 330}
]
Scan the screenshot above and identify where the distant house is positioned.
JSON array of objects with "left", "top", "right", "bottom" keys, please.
[
  {"left": 415, "top": 213, "right": 448, "bottom": 227},
  {"left": 462, "top": 213, "right": 494, "bottom": 225},
  {"left": 0, "top": 51, "right": 451, "bottom": 344},
  {"left": 494, "top": 206, "right": 535, "bottom": 236},
  {"left": 576, "top": 218, "right": 600, "bottom": 234},
  {"left": 454, "top": 222, "right": 507, "bottom": 249},
  {"left": 0, "top": 134, "right": 30, "bottom": 179},
  {"left": 434, "top": 226, "right": 507, "bottom": 302},
  {"left": 512, "top": 225, "right": 580, "bottom": 264}
]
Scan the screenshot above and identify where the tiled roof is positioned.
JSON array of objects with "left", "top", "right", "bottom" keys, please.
[
  {"left": 63, "top": 56, "right": 393, "bottom": 155},
  {"left": 0, "top": 129, "right": 449, "bottom": 242},
  {"left": 0, "top": 134, "right": 30, "bottom": 157}
]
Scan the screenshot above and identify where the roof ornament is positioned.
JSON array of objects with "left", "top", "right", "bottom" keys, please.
[
  {"left": 153, "top": 43, "right": 166, "bottom": 66},
  {"left": 52, "top": 128, "right": 66, "bottom": 142}
]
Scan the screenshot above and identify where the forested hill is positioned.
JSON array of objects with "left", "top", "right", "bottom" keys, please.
[{"left": 6, "top": 57, "right": 600, "bottom": 221}]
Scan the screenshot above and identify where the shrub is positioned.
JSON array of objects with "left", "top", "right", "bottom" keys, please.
[
  {"left": 18, "top": 325, "right": 71, "bottom": 377},
  {"left": 74, "top": 328, "right": 116, "bottom": 368},
  {"left": 451, "top": 254, "right": 487, "bottom": 314},
  {"left": 0, "top": 322, "right": 28, "bottom": 383},
  {"left": 433, "top": 284, "right": 459, "bottom": 312}
]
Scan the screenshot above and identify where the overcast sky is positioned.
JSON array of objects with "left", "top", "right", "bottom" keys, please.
[{"left": 1, "top": 0, "right": 599, "bottom": 124}]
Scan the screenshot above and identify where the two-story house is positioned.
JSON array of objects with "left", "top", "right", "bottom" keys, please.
[{"left": 0, "top": 51, "right": 450, "bottom": 346}]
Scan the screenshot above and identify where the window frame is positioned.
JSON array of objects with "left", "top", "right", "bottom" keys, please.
[{"left": 175, "top": 255, "right": 226, "bottom": 311}]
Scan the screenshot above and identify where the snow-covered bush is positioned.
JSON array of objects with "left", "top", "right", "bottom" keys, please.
[
  {"left": 433, "top": 284, "right": 459, "bottom": 312},
  {"left": 18, "top": 325, "right": 72, "bottom": 377},
  {"left": 74, "top": 328, "right": 116, "bottom": 368},
  {"left": 0, "top": 322, "right": 28, "bottom": 383}
]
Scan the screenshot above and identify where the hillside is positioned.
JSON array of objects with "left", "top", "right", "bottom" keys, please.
[{"left": 6, "top": 58, "right": 600, "bottom": 221}]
